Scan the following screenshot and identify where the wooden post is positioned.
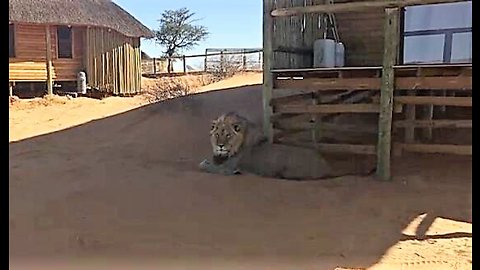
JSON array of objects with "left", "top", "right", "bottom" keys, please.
[
  {"left": 9, "top": 83, "right": 13, "bottom": 97},
  {"left": 311, "top": 93, "right": 321, "bottom": 146},
  {"left": 404, "top": 90, "right": 416, "bottom": 143},
  {"left": 439, "top": 89, "right": 447, "bottom": 113},
  {"left": 204, "top": 51, "right": 208, "bottom": 72},
  {"left": 263, "top": 0, "right": 275, "bottom": 142},
  {"left": 45, "top": 25, "right": 53, "bottom": 96},
  {"left": 153, "top": 58, "right": 157, "bottom": 75},
  {"left": 376, "top": 8, "right": 400, "bottom": 181},
  {"left": 220, "top": 51, "right": 225, "bottom": 72},
  {"left": 259, "top": 50, "right": 262, "bottom": 68},
  {"left": 421, "top": 90, "right": 434, "bottom": 141},
  {"left": 242, "top": 49, "right": 247, "bottom": 70},
  {"left": 182, "top": 55, "right": 187, "bottom": 73}
]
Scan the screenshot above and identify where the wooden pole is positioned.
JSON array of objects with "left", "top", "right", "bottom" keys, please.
[
  {"left": 204, "top": 50, "right": 208, "bottom": 72},
  {"left": 182, "top": 55, "right": 187, "bottom": 73},
  {"left": 404, "top": 90, "right": 416, "bottom": 144},
  {"left": 439, "top": 89, "right": 447, "bottom": 113},
  {"left": 271, "top": 0, "right": 467, "bottom": 17},
  {"left": 376, "top": 8, "right": 400, "bottom": 181},
  {"left": 263, "top": 0, "right": 275, "bottom": 142},
  {"left": 45, "top": 25, "right": 53, "bottom": 96},
  {"left": 153, "top": 58, "right": 156, "bottom": 75},
  {"left": 242, "top": 49, "right": 247, "bottom": 70},
  {"left": 311, "top": 93, "right": 320, "bottom": 147},
  {"left": 220, "top": 51, "right": 225, "bottom": 72},
  {"left": 421, "top": 90, "right": 434, "bottom": 141}
]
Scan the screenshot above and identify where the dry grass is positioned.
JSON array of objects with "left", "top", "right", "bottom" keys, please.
[
  {"left": 140, "top": 74, "right": 217, "bottom": 103},
  {"left": 208, "top": 55, "right": 244, "bottom": 81},
  {"left": 9, "top": 94, "right": 70, "bottom": 110},
  {"left": 140, "top": 56, "right": 247, "bottom": 103}
]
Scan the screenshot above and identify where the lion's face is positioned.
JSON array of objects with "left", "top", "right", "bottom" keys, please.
[{"left": 210, "top": 113, "right": 247, "bottom": 159}]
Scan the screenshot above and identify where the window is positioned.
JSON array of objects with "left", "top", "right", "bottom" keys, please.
[
  {"left": 57, "top": 26, "right": 73, "bottom": 58},
  {"left": 9, "top": 24, "right": 15, "bottom": 58},
  {"left": 402, "top": 1, "right": 472, "bottom": 64}
]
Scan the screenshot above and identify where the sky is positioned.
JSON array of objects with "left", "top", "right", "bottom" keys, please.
[{"left": 113, "top": 0, "right": 263, "bottom": 61}]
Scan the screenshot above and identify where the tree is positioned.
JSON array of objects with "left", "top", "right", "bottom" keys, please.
[{"left": 153, "top": 8, "right": 209, "bottom": 73}]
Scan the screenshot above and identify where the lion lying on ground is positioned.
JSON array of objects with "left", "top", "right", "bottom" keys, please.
[{"left": 198, "top": 112, "right": 335, "bottom": 180}]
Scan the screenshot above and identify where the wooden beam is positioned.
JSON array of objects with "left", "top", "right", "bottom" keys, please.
[
  {"left": 274, "top": 121, "right": 377, "bottom": 134},
  {"left": 394, "top": 63, "right": 472, "bottom": 69},
  {"left": 272, "top": 66, "right": 383, "bottom": 73},
  {"left": 273, "top": 46, "right": 313, "bottom": 55},
  {"left": 271, "top": 89, "right": 375, "bottom": 106},
  {"left": 263, "top": 0, "right": 274, "bottom": 142},
  {"left": 395, "top": 76, "right": 472, "bottom": 90},
  {"left": 316, "top": 143, "right": 377, "bottom": 155},
  {"left": 281, "top": 141, "right": 377, "bottom": 155},
  {"left": 271, "top": 0, "right": 468, "bottom": 17},
  {"left": 376, "top": 8, "right": 400, "bottom": 181},
  {"left": 275, "top": 103, "right": 403, "bottom": 114},
  {"left": 275, "top": 77, "right": 381, "bottom": 91},
  {"left": 394, "top": 119, "right": 472, "bottom": 129},
  {"left": 271, "top": 92, "right": 313, "bottom": 106},
  {"left": 396, "top": 143, "right": 472, "bottom": 155},
  {"left": 273, "top": 76, "right": 472, "bottom": 92},
  {"left": 272, "top": 88, "right": 321, "bottom": 99},
  {"left": 45, "top": 25, "right": 53, "bottom": 95},
  {"left": 395, "top": 96, "right": 472, "bottom": 106}
]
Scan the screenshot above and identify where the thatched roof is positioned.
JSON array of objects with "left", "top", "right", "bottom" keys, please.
[
  {"left": 141, "top": 51, "right": 152, "bottom": 60},
  {"left": 9, "top": 0, "right": 154, "bottom": 38}
]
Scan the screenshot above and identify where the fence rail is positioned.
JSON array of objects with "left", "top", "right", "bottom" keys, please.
[{"left": 142, "top": 48, "right": 263, "bottom": 76}]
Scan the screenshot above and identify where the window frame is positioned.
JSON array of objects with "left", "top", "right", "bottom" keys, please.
[
  {"left": 9, "top": 23, "right": 16, "bottom": 58},
  {"left": 400, "top": 3, "right": 472, "bottom": 64},
  {"left": 57, "top": 25, "right": 74, "bottom": 59}
]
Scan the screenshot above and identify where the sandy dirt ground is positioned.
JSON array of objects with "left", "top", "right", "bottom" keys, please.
[
  {"left": 9, "top": 95, "right": 148, "bottom": 142},
  {"left": 9, "top": 79, "right": 471, "bottom": 269}
]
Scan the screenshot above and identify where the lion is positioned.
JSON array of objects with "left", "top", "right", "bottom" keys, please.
[{"left": 199, "top": 112, "right": 335, "bottom": 180}]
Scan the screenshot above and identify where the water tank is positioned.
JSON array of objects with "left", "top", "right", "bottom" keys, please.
[
  {"left": 335, "top": 42, "right": 345, "bottom": 67},
  {"left": 313, "top": 39, "right": 336, "bottom": 68},
  {"left": 77, "top": 71, "right": 87, "bottom": 94}
]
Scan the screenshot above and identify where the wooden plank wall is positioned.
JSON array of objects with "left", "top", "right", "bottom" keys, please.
[
  {"left": 9, "top": 24, "right": 84, "bottom": 82},
  {"left": 272, "top": 0, "right": 385, "bottom": 69},
  {"left": 85, "top": 27, "right": 142, "bottom": 95},
  {"left": 335, "top": 3, "right": 385, "bottom": 66}
]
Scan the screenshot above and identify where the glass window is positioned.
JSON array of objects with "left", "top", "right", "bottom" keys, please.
[
  {"left": 404, "top": 2, "right": 472, "bottom": 31},
  {"left": 57, "top": 26, "right": 73, "bottom": 59},
  {"left": 404, "top": 35, "right": 445, "bottom": 64},
  {"left": 403, "top": 1, "right": 471, "bottom": 64},
  {"left": 451, "top": 32, "right": 472, "bottom": 63},
  {"left": 9, "top": 24, "right": 15, "bottom": 58}
]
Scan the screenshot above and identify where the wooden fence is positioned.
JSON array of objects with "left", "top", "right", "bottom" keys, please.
[{"left": 142, "top": 49, "right": 263, "bottom": 76}]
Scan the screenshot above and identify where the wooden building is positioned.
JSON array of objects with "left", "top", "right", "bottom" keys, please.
[
  {"left": 263, "top": 0, "right": 472, "bottom": 180},
  {"left": 9, "top": 0, "right": 154, "bottom": 96}
]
